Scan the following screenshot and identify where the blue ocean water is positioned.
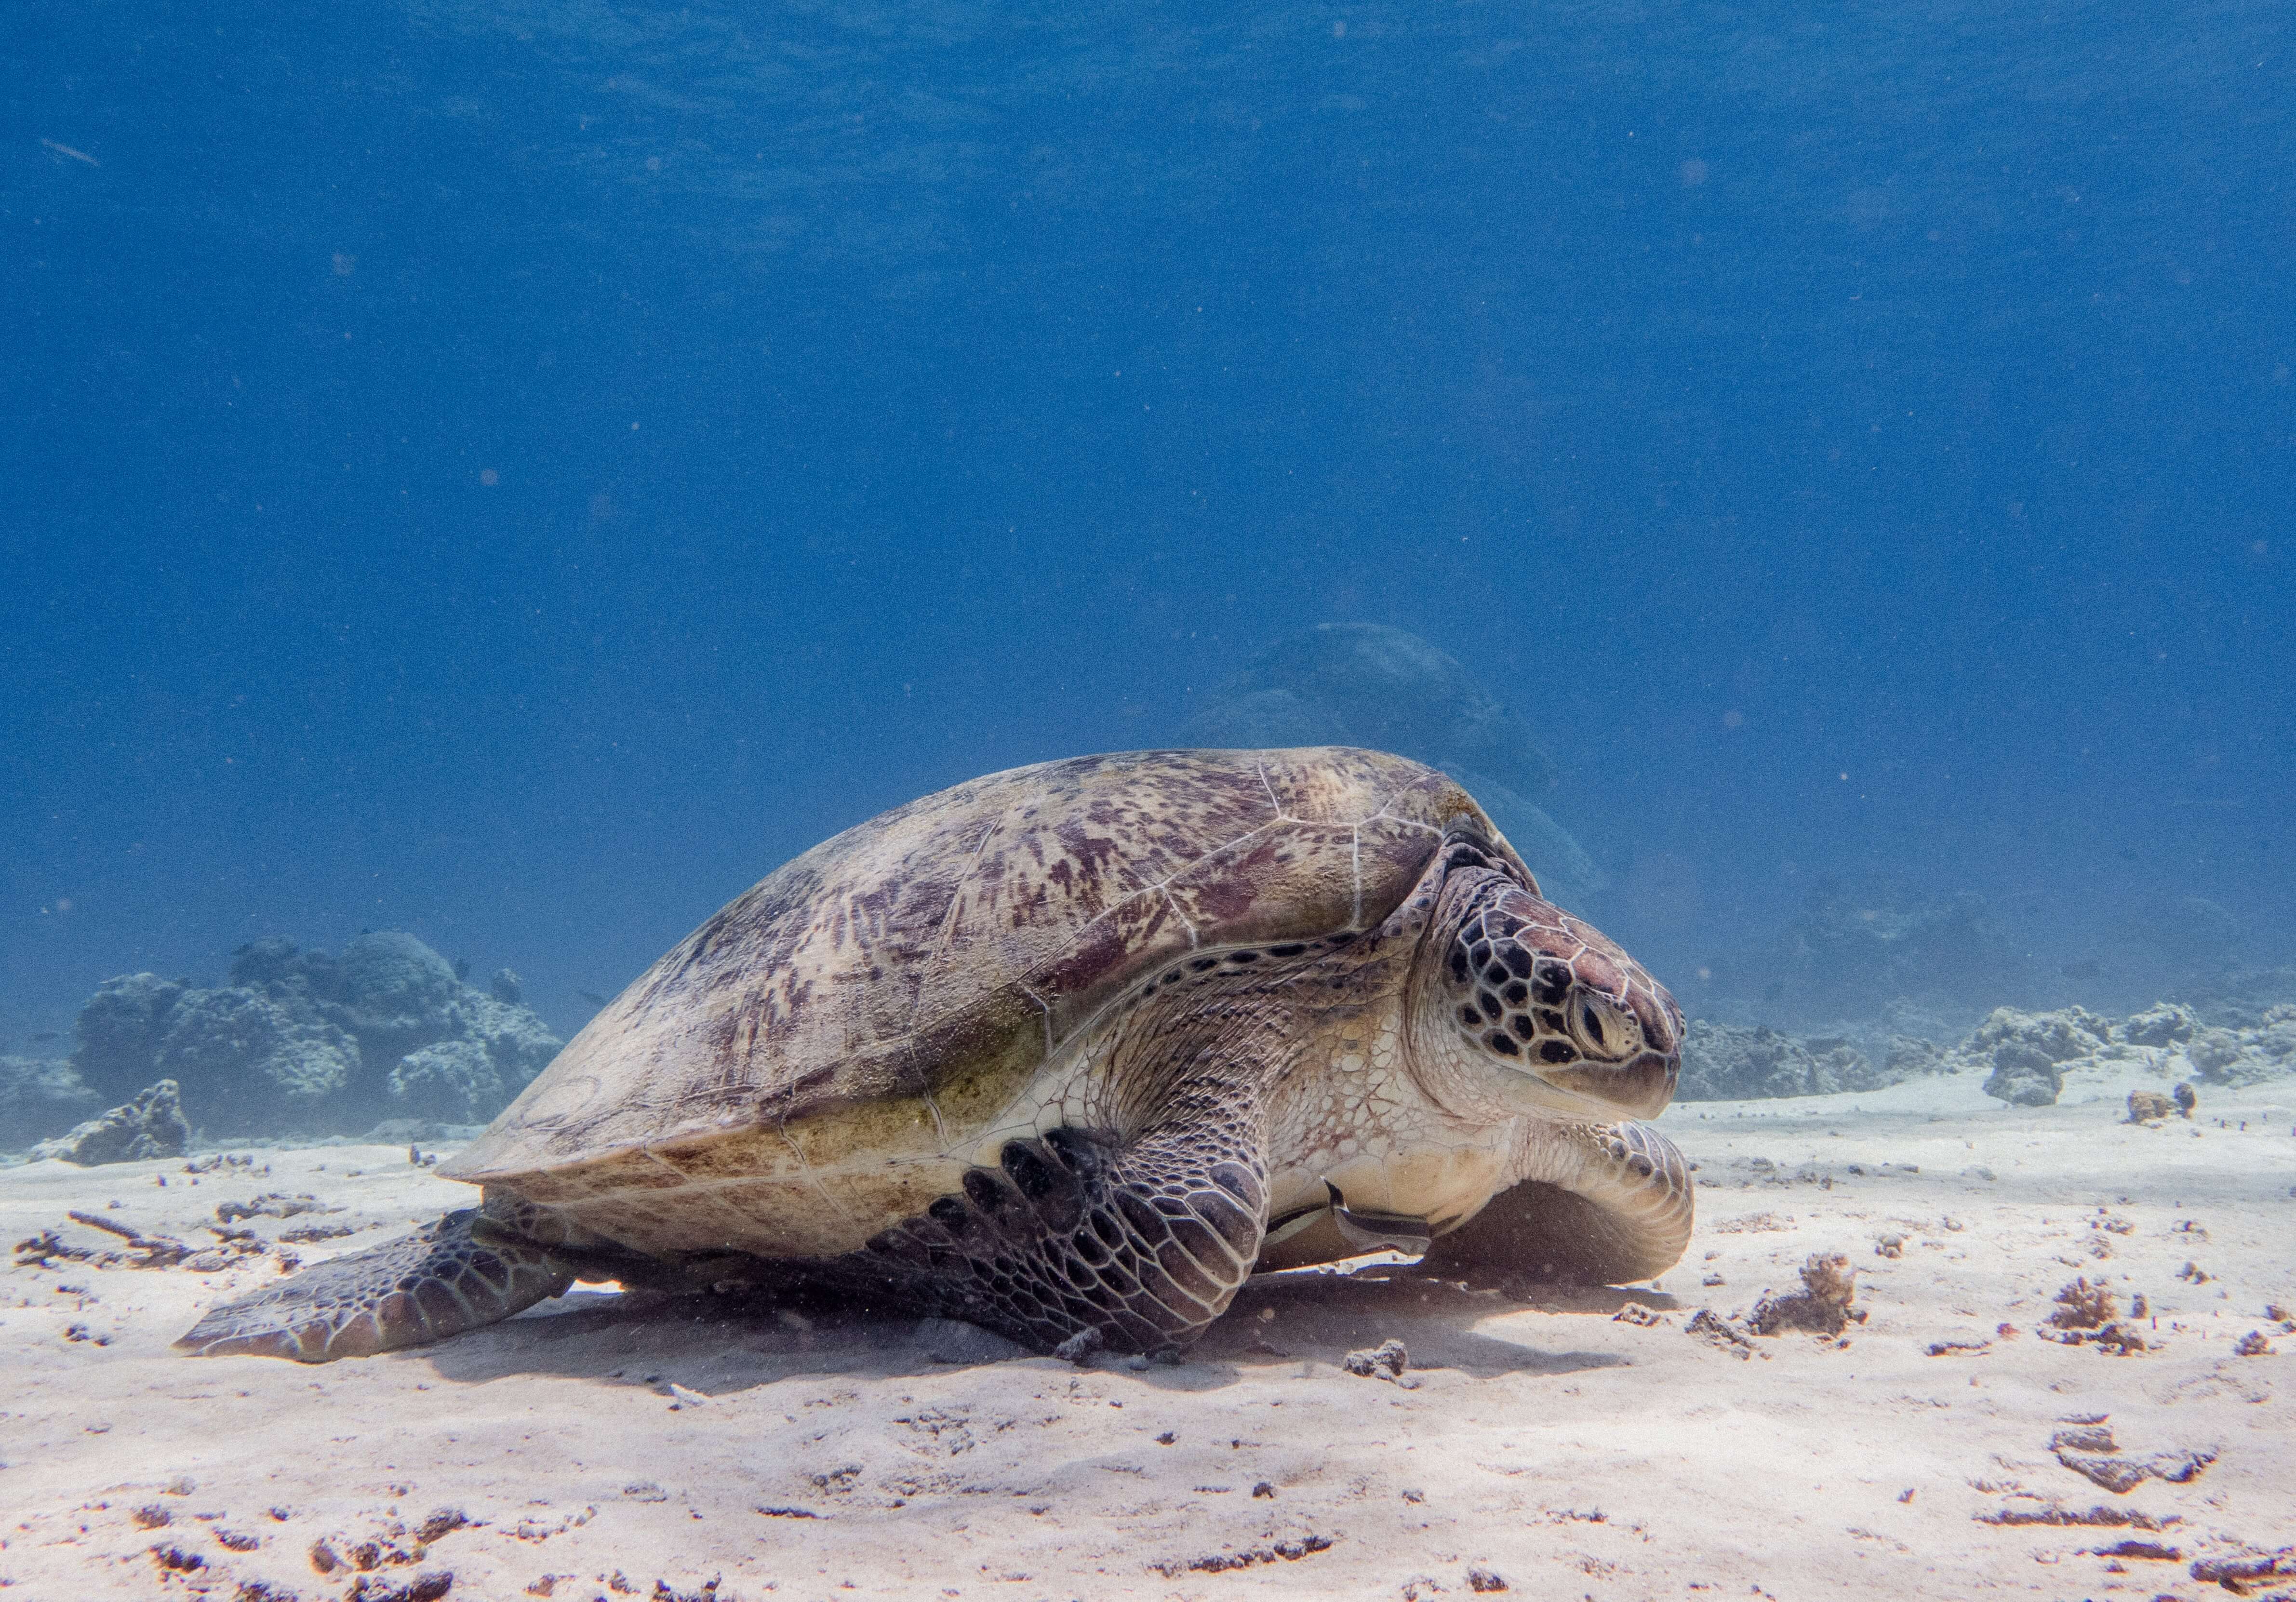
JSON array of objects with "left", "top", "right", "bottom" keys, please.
[{"left": 4, "top": 0, "right": 2291, "bottom": 1054}]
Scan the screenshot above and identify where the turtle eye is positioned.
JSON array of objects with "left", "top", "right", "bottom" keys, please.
[{"left": 1569, "top": 993, "right": 1635, "bottom": 1061}]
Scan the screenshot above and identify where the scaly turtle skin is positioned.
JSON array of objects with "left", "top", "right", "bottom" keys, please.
[{"left": 178, "top": 748, "right": 1691, "bottom": 1363}]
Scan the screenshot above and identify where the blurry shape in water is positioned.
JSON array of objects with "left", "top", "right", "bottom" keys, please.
[
  {"left": 1182, "top": 623, "right": 1604, "bottom": 906},
  {"left": 1725, "top": 875, "right": 2020, "bottom": 1023},
  {"left": 174, "top": 748, "right": 1688, "bottom": 1364},
  {"left": 0, "top": 1052, "right": 102, "bottom": 1149}
]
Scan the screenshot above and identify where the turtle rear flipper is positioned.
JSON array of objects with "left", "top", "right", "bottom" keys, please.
[{"left": 176, "top": 1207, "right": 574, "bottom": 1362}]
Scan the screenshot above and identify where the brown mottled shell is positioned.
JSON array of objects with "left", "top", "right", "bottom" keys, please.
[{"left": 444, "top": 747, "right": 1527, "bottom": 1185}]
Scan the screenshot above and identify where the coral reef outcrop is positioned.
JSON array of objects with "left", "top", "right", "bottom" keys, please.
[
  {"left": 71, "top": 973, "right": 190, "bottom": 1100},
  {"left": 1968, "top": 1005, "right": 2114, "bottom": 1106},
  {"left": 1675, "top": 1023, "right": 1893, "bottom": 1101},
  {"left": 1677, "top": 995, "right": 2294, "bottom": 1107},
  {"left": 2182, "top": 1008, "right": 2296, "bottom": 1087},
  {"left": 1965, "top": 1001, "right": 2296, "bottom": 1106},
  {"left": 387, "top": 1039, "right": 506, "bottom": 1124},
  {"left": 152, "top": 985, "right": 361, "bottom": 1127},
  {"left": 45, "top": 933, "right": 563, "bottom": 1140}
]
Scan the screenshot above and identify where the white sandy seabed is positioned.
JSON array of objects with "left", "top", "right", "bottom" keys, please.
[{"left": 2, "top": 1056, "right": 2291, "bottom": 1602}]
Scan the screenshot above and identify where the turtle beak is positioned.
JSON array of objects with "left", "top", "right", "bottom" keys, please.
[{"left": 1536, "top": 1047, "right": 1676, "bottom": 1120}]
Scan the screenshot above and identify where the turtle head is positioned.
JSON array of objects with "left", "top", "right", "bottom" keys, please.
[{"left": 1420, "top": 871, "right": 1682, "bottom": 1121}]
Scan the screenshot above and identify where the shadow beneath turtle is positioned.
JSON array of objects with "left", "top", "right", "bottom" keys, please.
[
  {"left": 1169, "top": 1268, "right": 1653, "bottom": 1387},
  {"left": 412, "top": 1261, "right": 1653, "bottom": 1393}
]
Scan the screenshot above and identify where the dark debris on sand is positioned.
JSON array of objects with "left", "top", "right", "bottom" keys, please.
[{"left": 1747, "top": 1253, "right": 1864, "bottom": 1336}]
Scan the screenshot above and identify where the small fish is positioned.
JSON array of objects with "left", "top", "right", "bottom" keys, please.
[
  {"left": 578, "top": 988, "right": 610, "bottom": 1006},
  {"left": 40, "top": 138, "right": 101, "bottom": 167},
  {"left": 2061, "top": 960, "right": 2102, "bottom": 980},
  {"left": 31, "top": 1030, "right": 62, "bottom": 1042}
]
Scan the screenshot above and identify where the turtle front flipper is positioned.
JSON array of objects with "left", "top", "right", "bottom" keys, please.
[
  {"left": 857, "top": 1118, "right": 1269, "bottom": 1360},
  {"left": 1422, "top": 1119, "right": 1694, "bottom": 1286},
  {"left": 175, "top": 1205, "right": 575, "bottom": 1362}
]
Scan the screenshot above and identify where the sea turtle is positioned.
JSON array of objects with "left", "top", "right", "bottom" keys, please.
[{"left": 178, "top": 748, "right": 1691, "bottom": 1364}]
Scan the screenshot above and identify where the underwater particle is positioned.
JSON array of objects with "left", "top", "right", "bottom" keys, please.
[{"left": 479, "top": 468, "right": 499, "bottom": 487}]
